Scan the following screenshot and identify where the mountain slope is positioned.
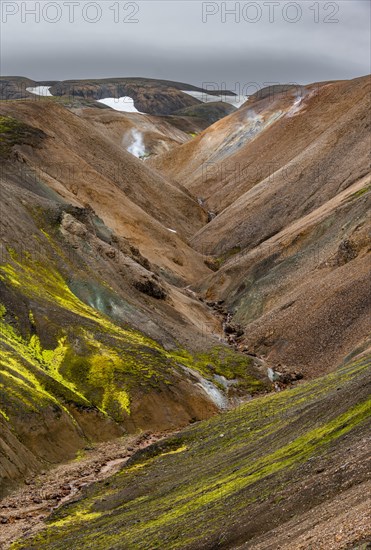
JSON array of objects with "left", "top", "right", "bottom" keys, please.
[
  {"left": 11, "top": 351, "right": 370, "bottom": 549},
  {"left": 1, "top": 73, "right": 370, "bottom": 542},
  {"left": 200, "top": 175, "right": 370, "bottom": 376},
  {"left": 150, "top": 75, "right": 371, "bottom": 375},
  {"left": 151, "top": 76, "right": 370, "bottom": 219},
  {"left": 190, "top": 77, "right": 370, "bottom": 254},
  {"left": 0, "top": 100, "right": 265, "bottom": 496},
  {"left": 0, "top": 100, "right": 209, "bottom": 283},
  {"left": 0, "top": 77, "right": 237, "bottom": 117},
  {"left": 0, "top": 173, "right": 264, "bottom": 496}
]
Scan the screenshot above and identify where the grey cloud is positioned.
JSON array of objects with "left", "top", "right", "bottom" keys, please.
[{"left": 1, "top": 0, "right": 370, "bottom": 86}]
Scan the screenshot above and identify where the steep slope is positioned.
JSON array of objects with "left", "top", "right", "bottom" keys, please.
[
  {"left": 200, "top": 176, "right": 370, "bottom": 376},
  {"left": 151, "top": 77, "right": 370, "bottom": 217},
  {"left": 190, "top": 76, "right": 370, "bottom": 253},
  {"left": 173, "top": 101, "right": 237, "bottom": 125},
  {"left": 0, "top": 103, "right": 265, "bottom": 495},
  {"left": 1, "top": 74, "right": 370, "bottom": 538},
  {"left": 0, "top": 179, "right": 263, "bottom": 495},
  {"left": 0, "top": 100, "right": 209, "bottom": 285},
  {"left": 11, "top": 351, "right": 370, "bottom": 550},
  {"left": 0, "top": 78, "right": 36, "bottom": 100},
  {"left": 147, "top": 81, "right": 300, "bottom": 187},
  {"left": 150, "top": 75, "right": 371, "bottom": 376}
]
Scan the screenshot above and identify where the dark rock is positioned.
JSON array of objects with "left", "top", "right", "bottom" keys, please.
[
  {"left": 223, "top": 323, "right": 238, "bottom": 335},
  {"left": 336, "top": 239, "right": 358, "bottom": 265},
  {"left": 133, "top": 278, "right": 167, "bottom": 300}
]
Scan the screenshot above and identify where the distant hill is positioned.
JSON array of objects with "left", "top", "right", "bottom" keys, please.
[{"left": 0, "top": 76, "right": 236, "bottom": 116}]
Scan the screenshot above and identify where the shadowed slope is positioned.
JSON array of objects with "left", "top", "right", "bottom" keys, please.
[{"left": 0, "top": 176, "right": 264, "bottom": 496}]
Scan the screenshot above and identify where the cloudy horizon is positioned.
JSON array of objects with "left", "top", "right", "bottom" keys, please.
[{"left": 1, "top": 1, "right": 370, "bottom": 88}]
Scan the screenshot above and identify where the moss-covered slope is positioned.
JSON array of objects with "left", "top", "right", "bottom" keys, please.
[
  {"left": 12, "top": 353, "right": 370, "bottom": 549},
  {"left": 0, "top": 196, "right": 263, "bottom": 494}
]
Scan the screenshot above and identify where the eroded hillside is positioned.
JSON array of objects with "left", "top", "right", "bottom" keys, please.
[
  {"left": 0, "top": 74, "right": 370, "bottom": 548},
  {"left": 152, "top": 75, "right": 371, "bottom": 375},
  {"left": 0, "top": 98, "right": 264, "bottom": 496}
]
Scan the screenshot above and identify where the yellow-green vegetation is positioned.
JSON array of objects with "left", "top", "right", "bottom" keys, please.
[
  {"left": 0, "top": 303, "right": 6, "bottom": 318},
  {"left": 171, "top": 347, "right": 261, "bottom": 391},
  {"left": 50, "top": 511, "right": 102, "bottom": 529},
  {"left": 0, "top": 315, "right": 89, "bottom": 421},
  {"left": 11, "top": 354, "right": 371, "bottom": 550},
  {"left": 0, "top": 244, "right": 261, "bottom": 429}
]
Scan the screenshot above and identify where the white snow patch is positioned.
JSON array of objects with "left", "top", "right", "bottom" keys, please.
[
  {"left": 26, "top": 86, "right": 53, "bottom": 97},
  {"left": 182, "top": 90, "right": 247, "bottom": 109},
  {"left": 98, "top": 96, "right": 143, "bottom": 113},
  {"left": 126, "top": 129, "right": 146, "bottom": 158}
]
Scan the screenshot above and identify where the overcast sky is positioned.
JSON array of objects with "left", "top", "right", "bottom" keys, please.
[{"left": 1, "top": 1, "right": 370, "bottom": 88}]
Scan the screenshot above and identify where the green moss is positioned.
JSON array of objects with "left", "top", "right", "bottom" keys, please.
[
  {"left": 0, "top": 247, "right": 262, "bottom": 421},
  {"left": 50, "top": 510, "right": 102, "bottom": 529},
  {"left": 12, "top": 354, "right": 370, "bottom": 550},
  {"left": 170, "top": 346, "right": 262, "bottom": 392},
  {"left": 0, "top": 408, "right": 10, "bottom": 421},
  {"left": 28, "top": 309, "right": 35, "bottom": 325},
  {"left": 0, "top": 317, "right": 90, "bottom": 422},
  {"left": 74, "top": 449, "right": 86, "bottom": 462}
]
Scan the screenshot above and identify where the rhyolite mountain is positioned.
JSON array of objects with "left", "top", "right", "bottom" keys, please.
[
  {"left": 0, "top": 74, "right": 370, "bottom": 549},
  {"left": 0, "top": 76, "right": 237, "bottom": 117}
]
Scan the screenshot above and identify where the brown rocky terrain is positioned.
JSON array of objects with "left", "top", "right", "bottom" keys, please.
[
  {"left": 8, "top": 350, "right": 371, "bottom": 550},
  {"left": 0, "top": 95, "right": 265, "bottom": 497},
  {"left": 151, "top": 75, "right": 371, "bottom": 375},
  {"left": 0, "top": 74, "right": 370, "bottom": 549}
]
